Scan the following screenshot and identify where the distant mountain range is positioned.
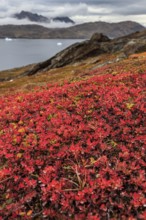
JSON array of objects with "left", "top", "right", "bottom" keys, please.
[
  {"left": 0, "top": 19, "right": 145, "bottom": 39},
  {"left": 52, "top": 17, "right": 75, "bottom": 24},
  {"left": 14, "top": 11, "right": 50, "bottom": 23},
  {"left": 14, "top": 11, "right": 75, "bottom": 24}
]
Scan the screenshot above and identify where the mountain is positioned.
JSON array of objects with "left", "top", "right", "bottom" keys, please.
[
  {"left": 52, "top": 16, "right": 75, "bottom": 24},
  {"left": 0, "top": 24, "right": 51, "bottom": 39},
  {"left": 65, "top": 21, "right": 145, "bottom": 39},
  {"left": 14, "top": 10, "right": 50, "bottom": 23},
  {"left": 14, "top": 11, "right": 75, "bottom": 24},
  {"left": 0, "top": 21, "right": 145, "bottom": 39}
]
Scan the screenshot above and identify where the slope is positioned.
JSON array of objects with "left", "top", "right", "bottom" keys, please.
[{"left": 0, "top": 51, "right": 145, "bottom": 219}]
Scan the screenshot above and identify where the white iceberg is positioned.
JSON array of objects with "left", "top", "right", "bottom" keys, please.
[
  {"left": 5, "top": 37, "right": 12, "bottom": 41},
  {"left": 57, "top": 42, "right": 62, "bottom": 46}
]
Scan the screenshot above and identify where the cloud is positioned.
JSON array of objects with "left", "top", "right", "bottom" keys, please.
[
  {"left": 0, "top": 17, "right": 74, "bottom": 28},
  {"left": 0, "top": 0, "right": 146, "bottom": 26}
]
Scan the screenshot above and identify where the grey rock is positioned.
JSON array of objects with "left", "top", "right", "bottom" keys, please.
[{"left": 23, "top": 30, "right": 146, "bottom": 76}]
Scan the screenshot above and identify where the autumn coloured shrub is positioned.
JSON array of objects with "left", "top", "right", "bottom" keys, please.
[{"left": 0, "top": 69, "right": 146, "bottom": 219}]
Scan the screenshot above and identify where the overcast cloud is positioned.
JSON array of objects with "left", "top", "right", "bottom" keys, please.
[{"left": 0, "top": 0, "right": 146, "bottom": 27}]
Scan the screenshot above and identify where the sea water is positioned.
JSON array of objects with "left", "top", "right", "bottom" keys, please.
[{"left": 0, "top": 39, "right": 84, "bottom": 71}]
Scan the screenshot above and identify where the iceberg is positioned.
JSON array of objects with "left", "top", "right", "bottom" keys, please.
[
  {"left": 5, "top": 37, "right": 12, "bottom": 41},
  {"left": 57, "top": 42, "right": 62, "bottom": 46}
]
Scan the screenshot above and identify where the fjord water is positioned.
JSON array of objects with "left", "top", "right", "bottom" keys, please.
[{"left": 0, "top": 39, "right": 83, "bottom": 71}]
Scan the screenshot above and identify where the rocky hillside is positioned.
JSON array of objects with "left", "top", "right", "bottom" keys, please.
[
  {"left": 17, "top": 30, "right": 146, "bottom": 77},
  {"left": 66, "top": 20, "right": 145, "bottom": 39},
  {"left": 0, "top": 37, "right": 145, "bottom": 219},
  {"left": 1, "top": 29, "right": 146, "bottom": 94},
  {"left": 0, "top": 20, "right": 145, "bottom": 39},
  {"left": 0, "top": 24, "right": 51, "bottom": 39}
]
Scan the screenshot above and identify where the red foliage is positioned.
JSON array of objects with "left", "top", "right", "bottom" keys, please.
[{"left": 0, "top": 69, "right": 146, "bottom": 219}]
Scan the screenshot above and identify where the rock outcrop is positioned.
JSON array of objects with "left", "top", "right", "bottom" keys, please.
[
  {"left": 21, "top": 33, "right": 110, "bottom": 76},
  {"left": 1, "top": 30, "right": 146, "bottom": 82},
  {"left": 21, "top": 30, "right": 146, "bottom": 76},
  {"left": 90, "top": 33, "right": 110, "bottom": 42}
]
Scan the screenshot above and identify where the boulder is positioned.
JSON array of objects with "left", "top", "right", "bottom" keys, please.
[{"left": 90, "top": 33, "right": 110, "bottom": 42}]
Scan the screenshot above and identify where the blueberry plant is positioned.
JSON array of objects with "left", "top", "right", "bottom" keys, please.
[{"left": 0, "top": 68, "right": 146, "bottom": 219}]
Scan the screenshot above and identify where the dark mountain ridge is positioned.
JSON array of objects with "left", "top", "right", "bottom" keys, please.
[
  {"left": 52, "top": 17, "right": 75, "bottom": 24},
  {"left": 14, "top": 11, "right": 75, "bottom": 24},
  {"left": 14, "top": 10, "right": 50, "bottom": 23}
]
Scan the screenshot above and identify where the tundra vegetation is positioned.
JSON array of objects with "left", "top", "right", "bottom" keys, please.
[{"left": 0, "top": 52, "right": 146, "bottom": 219}]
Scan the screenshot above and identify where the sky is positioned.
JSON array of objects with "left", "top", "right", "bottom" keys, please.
[{"left": 0, "top": 0, "right": 146, "bottom": 27}]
